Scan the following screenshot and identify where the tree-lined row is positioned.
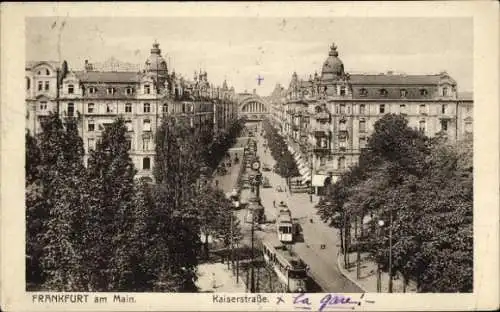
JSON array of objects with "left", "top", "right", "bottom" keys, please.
[
  {"left": 261, "top": 120, "right": 300, "bottom": 183},
  {"left": 26, "top": 113, "right": 244, "bottom": 292},
  {"left": 316, "top": 114, "right": 473, "bottom": 292}
]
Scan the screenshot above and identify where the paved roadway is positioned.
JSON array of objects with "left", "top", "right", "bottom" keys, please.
[
  {"left": 251, "top": 133, "right": 363, "bottom": 293},
  {"left": 216, "top": 132, "right": 362, "bottom": 293}
]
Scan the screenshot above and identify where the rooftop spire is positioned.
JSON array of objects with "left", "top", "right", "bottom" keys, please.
[{"left": 329, "top": 43, "right": 339, "bottom": 57}]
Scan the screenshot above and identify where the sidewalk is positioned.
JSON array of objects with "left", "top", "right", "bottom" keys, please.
[
  {"left": 337, "top": 251, "right": 418, "bottom": 293},
  {"left": 197, "top": 262, "right": 246, "bottom": 292}
]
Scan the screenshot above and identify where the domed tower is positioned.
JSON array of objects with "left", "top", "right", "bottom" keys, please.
[
  {"left": 321, "top": 43, "right": 345, "bottom": 81},
  {"left": 145, "top": 41, "right": 168, "bottom": 86}
]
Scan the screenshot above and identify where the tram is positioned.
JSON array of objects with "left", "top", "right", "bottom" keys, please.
[
  {"left": 277, "top": 208, "right": 293, "bottom": 243},
  {"left": 261, "top": 240, "right": 308, "bottom": 293}
]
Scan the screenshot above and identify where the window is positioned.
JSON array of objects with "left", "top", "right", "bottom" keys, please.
[
  {"left": 125, "top": 103, "right": 132, "bottom": 113},
  {"left": 144, "top": 103, "right": 151, "bottom": 113},
  {"left": 465, "top": 120, "right": 472, "bottom": 133},
  {"left": 379, "top": 89, "right": 388, "bottom": 97},
  {"left": 126, "top": 138, "right": 132, "bottom": 151},
  {"left": 106, "top": 104, "right": 112, "bottom": 113},
  {"left": 44, "top": 81, "right": 49, "bottom": 91},
  {"left": 339, "top": 120, "right": 347, "bottom": 131},
  {"left": 339, "top": 135, "right": 347, "bottom": 148},
  {"left": 339, "top": 104, "right": 346, "bottom": 114},
  {"left": 400, "top": 104, "right": 406, "bottom": 114},
  {"left": 419, "top": 104, "right": 426, "bottom": 114},
  {"left": 340, "top": 86, "right": 346, "bottom": 96},
  {"left": 87, "top": 103, "right": 94, "bottom": 113},
  {"left": 359, "top": 104, "right": 366, "bottom": 115},
  {"left": 126, "top": 87, "right": 133, "bottom": 95},
  {"left": 441, "top": 120, "right": 448, "bottom": 132},
  {"left": 39, "top": 101, "right": 47, "bottom": 111},
  {"left": 125, "top": 120, "right": 133, "bottom": 132},
  {"left": 359, "top": 120, "right": 366, "bottom": 133},
  {"left": 88, "top": 138, "right": 95, "bottom": 151},
  {"left": 420, "top": 89, "right": 428, "bottom": 96},
  {"left": 143, "top": 157, "right": 151, "bottom": 170},
  {"left": 38, "top": 81, "right": 43, "bottom": 91},
  {"left": 379, "top": 104, "right": 385, "bottom": 114},
  {"left": 162, "top": 103, "right": 168, "bottom": 113},
  {"left": 143, "top": 119, "right": 151, "bottom": 132},
  {"left": 320, "top": 156, "right": 326, "bottom": 166},
  {"left": 338, "top": 157, "right": 346, "bottom": 170},
  {"left": 142, "top": 137, "right": 150, "bottom": 151},
  {"left": 359, "top": 137, "right": 367, "bottom": 149},
  {"left": 26, "top": 78, "right": 31, "bottom": 90},
  {"left": 45, "top": 69, "right": 50, "bottom": 76},
  {"left": 37, "top": 71, "right": 41, "bottom": 75},
  {"left": 68, "top": 84, "right": 74, "bottom": 94},
  {"left": 88, "top": 120, "right": 95, "bottom": 132},
  {"left": 359, "top": 88, "right": 368, "bottom": 97},
  {"left": 441, "top": 104, "right": 447, "bottom": 114},
  {"left": 400, "top": 89, "right": 407, "bottom": 97},
  {"left": 67, "top": 103, "right": 74, "bottom": 117},
  {"left": 442, "top": 87, "right": 449, "bottom": 96},
  {"left": 88, "top": 87, "right": 97, "bottom": 94},
  {"left": 144, "top": 84, "right": 151, "bottom": 94},
  {"left": 419, "top": 120, "right": 426, "bottom": 133},
  {"left": 107, "top": 87, "right": 116, "bottom": 95}
]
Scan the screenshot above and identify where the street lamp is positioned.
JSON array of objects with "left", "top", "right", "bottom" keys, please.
[{"left": 377, "top": 211, "right": 393, "bottom": 293}]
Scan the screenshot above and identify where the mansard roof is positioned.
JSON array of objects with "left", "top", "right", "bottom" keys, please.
[
  {"left": 348, "top": 73, "right": 456, "bottom": 86},
  {"left": 74, "top": 71, "right": 142, "bottom": 83}
]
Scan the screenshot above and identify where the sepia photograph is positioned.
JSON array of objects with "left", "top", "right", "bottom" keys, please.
[{"left": 1, "top": 2, "right": 499, "bottom": 312}]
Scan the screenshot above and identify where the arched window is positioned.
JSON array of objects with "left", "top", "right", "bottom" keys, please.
[
  {"left": 45, "top": 69, "right": 50, "bottom": 75},
  {"left": 442, "top": 87, "right": 449, "bottom": 96},
  {"left": 162, "top": 103, "right": 168, "bottom": 113},
  {"left": 143, "top": 157, "right": 151, "bottom": 170}
]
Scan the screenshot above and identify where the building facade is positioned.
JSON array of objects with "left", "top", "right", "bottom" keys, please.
[
  {"left": 26, "top": 42, "right": 239, "bottom": 180},
  {"left": 269, "top": 43, "right": 474, "bottom": 193}
]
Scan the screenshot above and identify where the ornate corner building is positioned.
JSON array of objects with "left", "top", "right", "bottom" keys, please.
[
  {"left": 268, "top": 43, "right": 473, "bottom": 194},
  {"left": 25, "top": 42, "right": 239, "bottom": 181}
]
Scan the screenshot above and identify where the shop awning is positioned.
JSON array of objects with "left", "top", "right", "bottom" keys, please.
[
  {"left": 301, "top": 173, "right": 311, "bottom": 184},
  {"left": 312, "top": 174, "right": 328, "bottom": 187},
  {"left": 299, "top": 166, "right": 311, "bottom": 177}
]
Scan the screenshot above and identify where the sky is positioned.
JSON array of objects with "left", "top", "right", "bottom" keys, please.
[{"left": 26, "top": 17, "right": 473, "bottom": 96}]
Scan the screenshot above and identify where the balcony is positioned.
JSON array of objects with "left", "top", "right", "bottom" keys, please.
[
  {"left": 313, "top": 130, "right": 328, "bottom": 138},
  {"left": 314, "top": 112, "right": 330, "bottom": 121}
]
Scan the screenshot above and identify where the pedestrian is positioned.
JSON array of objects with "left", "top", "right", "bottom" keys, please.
[{"left": 212, "top": 273, "right": 217, "bottom": 289}]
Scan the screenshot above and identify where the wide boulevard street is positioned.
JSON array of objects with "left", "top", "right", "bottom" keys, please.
[{"left": 218, "top": 128, "right": 362, "bottom": 293}]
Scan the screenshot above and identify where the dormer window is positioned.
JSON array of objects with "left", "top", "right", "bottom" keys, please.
[
  {"left": 107, "top": 87, "right": 116, "bottom": 95},
  {"left": 379, "top": 89, "right": 388, "bottom": 97},
  {"left": 46, "top": 69, "right": 50, "bottom": 76},
  {"left": 340, "top": 86, "right": 346, "bottom": 96},
  {"left": 400, "top": 89, "right": 407, "bottom": 97},
  {"left": 442, "top": 87, "right": 449, "bottom": 96},
  {"left": 359, "top": 88, "right": 368, "bottom": 97},
  {"left": 126, "top": 87, "right": 134, "bottom": 95},
  {"left": 88, "top": 87, "right": 97, "bottom": 94},
  {"left": 144, "top": 84, "right": 151, "bottom": 94},
  {"left": 68, "top": 84, "right": 74, "bottom": 94},
  {"left": 420, "top": 89, "right": 428, "bottom": 96}
]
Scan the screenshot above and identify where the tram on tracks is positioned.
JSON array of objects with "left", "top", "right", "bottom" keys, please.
[
  {"left": 277, "top": 208, "right": 293, "bottom": 243},
  {"left": 261, "top": 240, "right": 308, "bottom": 293}
]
